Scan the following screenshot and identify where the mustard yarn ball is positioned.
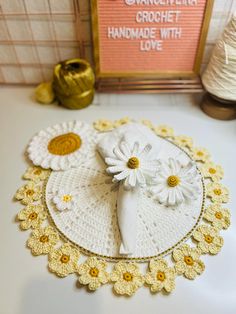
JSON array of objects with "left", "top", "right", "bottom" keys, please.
[
  {"left": 53, "top": 59, "right": 95, "bottom": 110},
  {"left": 35, "top": 82, "right": 55, "bottom": 104}
]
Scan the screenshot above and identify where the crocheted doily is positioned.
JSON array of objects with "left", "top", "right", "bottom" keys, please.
[
  {"left": 14, "top": 118, "right": 230, "bottom": 296},
  {"left": 45, "top": 138, "right": 204, "bottom": 260}
]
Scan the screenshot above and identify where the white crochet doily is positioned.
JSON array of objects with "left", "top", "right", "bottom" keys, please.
[{"left": 45, "top": 137, "right": 204, "bottom": 261}]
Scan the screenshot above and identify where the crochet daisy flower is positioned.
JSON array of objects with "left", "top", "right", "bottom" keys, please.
[
  {"left": 204, "top": 204, "right": 230, "bottom": 230},
  {"left": 48, "top": 243, "right": 80, "bottom": 277},
  {"left": 200, "top": 162, "right": 224, "bottom": 182},
  {"left": 77, "top": 257, "right": 109, "bottom": 291},
  {"left": 17, "top": 204, "right": 47, "bottom": 230},
  {"left": 173, "top": 135, "right": 193, "bottom": 149},
  {"left": 15, "top": 182, "right": 42, "bottom": 205},
  {"left": 154, "top": 125, "right": 174, "bottom": 138},
  {"left": 145, "top": 259, "right": 176, "bottom": 293},
  {"left": 114, "top": 117, "right": 131, "bottom": 128},
  {"left": 23, "top": 166, "right": 50, "bottom": 182},
  {"left": 192, "top": 225, "right": 224, "bottom": 255},
  {"left": 172, "top": 244, "right": 205, "bottom": 280},
  {"left": 141, "top": 119, "right": 154, "bottom": 129},
  {"left": 192, "top": 147, "right": 210, "bottom": 162},
  {"left": 105, "top": 141, "right": 158, "bottom": 189},
  {"left": 150, "top": 158, "right": 200, "bottom": 206},
  {"left": 27, "top": 226, "right": 59, "bottom": 255},
  {"left": 52, "top": 188, "right": 79, "bottom": 211},
  {"left": 207, "top": 182, "right": 229, "bottom": 203},
  {"left": 27, "top": 121, "right": 96, "bottom": 171},
  {"left": 93, "top": 119, "right": 114, "bottom": 132},
  {"left": 110, "top": 262, "right": 144, "bottom": 296}
]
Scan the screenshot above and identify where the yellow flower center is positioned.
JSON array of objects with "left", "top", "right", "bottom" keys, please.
[
  {"left": 26, "top": 189, "right": 35, "bottom": 196},
  {"left": 60, "top": 254, "right": 70, "bottom": 264},
  {"left": 62, "top": 194, "right": 72, "bottom": 202},
  {"left": 29, "top": 212, "right": 38, "bottom": 220},
  {"left": 102, "top": 122, "right": 109, "bottom": 127},
  {"left": 204, "top": 235, "right": 213, "bottom": 244},
  {"left": 48, "top": 132, "right": 81, "bottom": 156},
  {"left": 215, "top": 211, "right": 223, "bottom": 220},
  {"left": 197, "top": 151, "right": 204, "bottom": 157},
  {"left": 184, "top": 256, "right": 194, "bottom": 266},
  {"left": 127, "top": 157, "right": 139, "bottom": 169},
  {"left": 89, "top": 267, "right": 99, "bottom": 277},
  {"left": 161, "top": 128, "right": 167, "bottom": 133},
  {"left": 123, "top": 272, "right": 133, "bottom": 282},
  {"left": 209, "top": 168, "right": 216, "bottom": 174},
  {"left": 40, "top": 235, "right": 49, "bottom": 243},
  {"left": 214, "top": 189, "right": 222, "bottom": 196},
  {"left": 167, "top": 175, "right": 180, "bottom": 187},
  {"left": 181, "top": 139, "right": 186, "bottom": 143},
  {"left": 156, "top": 271, "right": 166, "bottom": 282},
  {"left": 34, "top": 169, "right": 42, "bottom": 175}
]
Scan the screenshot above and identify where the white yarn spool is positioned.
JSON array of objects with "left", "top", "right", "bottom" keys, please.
[{"left": 202, "top": 13, "right": 236, "bottom": 102}]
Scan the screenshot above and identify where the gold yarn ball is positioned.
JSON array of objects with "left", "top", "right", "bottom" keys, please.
[
  {"left": 56, "top": 89, "right": 95, "bottom": 110},
  {"left": 53, "top": 58, "right": 95, "bottom": 110},
  {"left": 35, "top": 81, "right": 55, "bottom": 104}
]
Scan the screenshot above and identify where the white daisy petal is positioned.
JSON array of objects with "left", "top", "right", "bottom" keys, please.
[
  {"left": 139, "top": 143, "right": 152, "bottom": 158},
  {"left": 120, "top": 141, "right": 132, "bottom": 157},
  {"left": 175, "top": 187, "right": 185, "bottom": 203},
  {"left": 114, "top": 169, "right": 130, "bottom": 181},
  {"left": 136, "top": 169, "right": 146, "bottom": 185},
  {"left": 107, "top": 165, "right": 126, "bottom": 174},
  {"left": 161, "top": 162, "right": 172, "bottom": 177},
  {"left": 168, "top": 188, "right": 176, "bottom": 206},
  {"left": 158, "top": 189, "right": 169, "bottom": 204},
  {"left": 128, "top": 170, "right": 137, "bottom": 187},
  {"left": 132, "top": 142, "right": 140, "bottom": 155},
  {"left": 105, "top": 158, "right": 124, "bottom": 166},
  {"left": 169, "top": 158, "right": 178, "bottom": 173},
  {"left": 113, "top": 146, "right": 128, "bottom": 162}
]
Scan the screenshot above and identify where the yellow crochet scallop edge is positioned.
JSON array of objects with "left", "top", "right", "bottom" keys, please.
[{"left": 14, "top": 119, "right": 231, "bottom": 296}]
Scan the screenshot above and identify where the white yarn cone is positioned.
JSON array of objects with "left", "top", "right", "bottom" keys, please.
[{"left": 202, "top": 13, "right": 236, "bottom": 101}]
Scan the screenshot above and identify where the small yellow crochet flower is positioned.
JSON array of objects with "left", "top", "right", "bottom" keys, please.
[
  {"left": 200, "top": 162, "right": 224, "bottom": 182},
  {"left": 48, "top": 243, "right": 80, "bottom": 277},
  {"left": 110, "top": 262, "right": 144, "bottom": 296},
  {"left": 18, "top": 204, "right": 47, "bottom": 230},
  {"left": 27, "top": 226, "right": 59, "bottom": 255},
  {"left": 192, "top": 225, "right": 224, "bottom": 255},
  {"left": 114, "top": 117, "right": 131, "bottom": 128},
  {"left": 23, "top": 166, "right": 50, "bottom": 182},
  {"left": 141, "top": 119, "right": 154, "bottom": 129},
  {"left": 173, "top": 135, "right": 193, "bottom": 149},
  {"left": 15, "top": 182, "right": 42, "bottom": 205},
  {"left": 145, "top": 259, "right": 176, "bottom": 293},
  {"left": 207, "top": 182, "right": 229, "bottom": 203},
  {"left": 93, "top": 119, "right": 114, "bottom": 132},
  {"left": 192, "top": 147, "right": 210, "bottom": 162},
  {"left": 77, "top": 257, "right": 109, "bottom": 291},
  {"left": 172, "top": 244, "right": 205, "bottom": 280},
  {"left": 154, "top": 125, "right": 174, "bottom": 138},
  {"left": 204, "top": 204, "right": 230, "bottom": 230}
]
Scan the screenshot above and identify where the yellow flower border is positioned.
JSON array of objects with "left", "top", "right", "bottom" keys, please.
[{"left": 14, "top": 119, "right": 231, "bottom": 296}]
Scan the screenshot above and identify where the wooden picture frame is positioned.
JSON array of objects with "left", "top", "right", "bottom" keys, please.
[{"left": 91, "top": 0, "right": 214, "bottom": 92}]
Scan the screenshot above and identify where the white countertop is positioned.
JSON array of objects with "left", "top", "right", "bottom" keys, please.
[{"left": 0, "top": 87, "right": 236, "bottom": 314}]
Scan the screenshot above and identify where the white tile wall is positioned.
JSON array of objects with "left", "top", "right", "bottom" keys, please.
[{"left": 0, "top": 0, "right": 235, "bottom": 84}]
